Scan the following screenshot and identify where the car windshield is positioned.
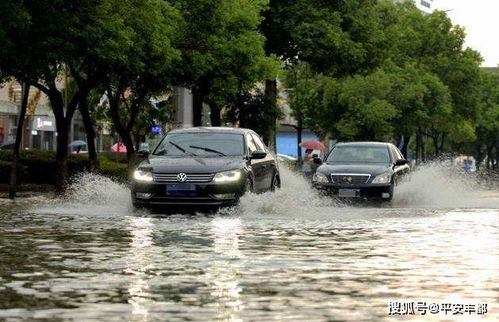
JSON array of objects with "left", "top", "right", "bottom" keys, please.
[
  {"left": 153, "top": 133, "right": 245, "bottom": 157},
  {"left": 326, "top": 145, "right": 391, "bottom": 164}
]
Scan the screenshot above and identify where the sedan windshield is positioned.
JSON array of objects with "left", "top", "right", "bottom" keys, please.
[
  {"left": 327, "top": 145, "right": 391, "bottom": 164},
  {"left": 153, "top": 133, "right": 245, "bottom": 157}
]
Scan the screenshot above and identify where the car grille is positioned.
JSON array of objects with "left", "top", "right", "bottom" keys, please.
[
  {"left": 331, "top": 174, "right": 370, "bottom": 185},
  {"left": 153, "top": 173, "right": 214, "bottom": 183}
]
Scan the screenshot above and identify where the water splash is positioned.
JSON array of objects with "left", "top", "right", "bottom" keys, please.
[
  {"left": 34, "top": 172, "right": 133, "bottom": 216},
  {"left": 236, "top": 166, "right": 344, "bottom": 217},
  {"left": 393, "top": 162, "right": 499, "bottom": 209},
  {"left": 31, "top": 161, "right": 498, "bottom": 217}
]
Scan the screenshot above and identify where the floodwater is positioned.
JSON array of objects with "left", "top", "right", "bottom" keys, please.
[{"left": 0, "top": 164, "right": 498, "bottom": 321}]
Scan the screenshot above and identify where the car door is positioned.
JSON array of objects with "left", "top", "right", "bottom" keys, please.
[
  {"left": 250, "top": 133, "right": 275, "bottom": 191},
  {"left": 246, "top": 133, "right": 266, "bottom": 192}
]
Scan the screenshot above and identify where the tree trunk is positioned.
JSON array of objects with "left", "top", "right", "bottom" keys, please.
[
  {"left": 106, "top": 82, "right": 147, "bottom": 179},
  {"left": 297, "top": 125, "right": 303, "bottom": 168},
  {"left": 264, "top": 79, "right": 277, "bottom": 151},
  {"left": 439, "top": 133, "right": 446, "bottom": 156},
  {"left": 421, "top": 135, "right": 426, "bottom": 162},
  {"left": 55, "top": 123, "right": 69, "bottom": 193},
  {"left": 209, "top": 102, "right": 221, "bottom": 126},
  {"left": 192, "top": 87, "right": 204, "bottom": 127},
  {"left": 415, "top": 131, "right": 421, "bottom": 165},
  {"left": 134, "top": 133, "right": 141, "bottom": 151},
  {"left": 401, "top": 135, "right": 410, "bottom": 159},
  {"left": 296, "top": 107, "right": 303, "bottom": 167},
  {"left": 487, "top": 144, "right": 493, "bottom": 170},
  {"left": 475, "top": 143, "right": 484, "bottom": 171},
  {"left": 432, "top": 135, "right": 440, "bottom": 158},
  {"left": 49, "top": 86, "right": 79, "bottom": 194},
  {"left": 495, "top": 143, "right": 498, "bottom": 170},
  {"left": 124, "top": 136, "right": 136, "bottom": 179},
  {"left": 9, "top": 82, "right": 30, "bottom": 199},
  {"left": 79, "top": 94, "right": 99, "bottom": 171}
]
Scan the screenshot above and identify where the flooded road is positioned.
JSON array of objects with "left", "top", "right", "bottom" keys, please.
[{"left": 0, "top": 166, "right": 498, "bottom": 321}]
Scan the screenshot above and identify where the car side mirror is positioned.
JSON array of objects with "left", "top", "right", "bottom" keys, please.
[
  {"left": 313, "top": 157, "right": 322, "bottom": 165},
  {"left": 137, "top": 150, "right": 150, "bottom": 158},
  {"left": 250, "top": 150, "right": 267, "bottom": 160},
  {"left": 395, "top": 159, "right": 408, "bottom": 166}
]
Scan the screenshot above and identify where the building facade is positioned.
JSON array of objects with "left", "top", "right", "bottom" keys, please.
[{"left": 0, "top": 79, "right": 88, "bottom": 151}]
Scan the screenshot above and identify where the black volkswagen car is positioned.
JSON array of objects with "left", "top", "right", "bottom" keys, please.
[
  {"left": 312, "top": 142, "right": 410, "bottom": 200},
  {"left": 131, "top": 127, "right": 280, "bottom": 209}
]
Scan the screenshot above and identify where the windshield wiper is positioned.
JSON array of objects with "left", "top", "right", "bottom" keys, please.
[
  {"left": 168, "top": 141, "right": 186, "bottom": 153},
  {"left": 161, "top": 141, "right": 196, "bottom": 156},
  {"left": 189, "top": 145, "right": 226, "bottom": 156}
]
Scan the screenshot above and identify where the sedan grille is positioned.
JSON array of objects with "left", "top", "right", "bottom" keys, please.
[
  {"left": 153, "top": 173, "right": 214, "bottom": 183},
  {"left": 331, "top": 174, "right": 370, "bottom": 185}
]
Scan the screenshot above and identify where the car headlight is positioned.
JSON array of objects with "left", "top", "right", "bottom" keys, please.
[
  {"left": 372, "top": 173, "right": 392, "bottom": 184},
  {"left": 312, "top": 172, "right": 329, "bottom": 183},
  {"left": 213, "top": 169, "right": 242, "bottom": 183},
  {"left": 133, "top": 169, "right": 153, "bottom": 182}
]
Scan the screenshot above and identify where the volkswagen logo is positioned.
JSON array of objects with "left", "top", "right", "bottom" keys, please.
[{"left": 177, "top": 173, "right": 188, "bottom": 182}]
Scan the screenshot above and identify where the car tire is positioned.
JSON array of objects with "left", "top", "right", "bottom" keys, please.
[{"left": 270, "top": 172, "right": 280, "bottom": 192}]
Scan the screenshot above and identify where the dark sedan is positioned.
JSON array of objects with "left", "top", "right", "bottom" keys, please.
[
  {"left": 131, "top": 127, "right": 280, "bottom": 209},
  {"left": 312, "top": 142, "right": 410, "bottom": 200}
]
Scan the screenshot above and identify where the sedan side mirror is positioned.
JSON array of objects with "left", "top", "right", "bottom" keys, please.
[
  {"left": 137, "top": 150, "right": 150, "bottom": 158},
  {"left": 251, "top": 150, "right": 267, "bottom": 160},
  {"left": 395, "top": 159, "right": 408, "bottom": 166},
  {"left": 313, "top": 156, "right": 322, "bottom": 165}
]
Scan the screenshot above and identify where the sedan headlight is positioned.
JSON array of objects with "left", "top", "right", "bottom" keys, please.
[
  {"left": 213, "top": 169, "right": 242, "bottom": 183},
  {"left": 133, "top": 169, "right": 153, "bottom": 182},
  {"left": 372, "top": 173, "right": 392, "bottom": 184},
  {"left": 312, "top": 172, "right": 329, "bottom": 183}
]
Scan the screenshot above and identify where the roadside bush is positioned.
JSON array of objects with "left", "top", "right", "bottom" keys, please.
[
  {"left": 98, "top": 158, "right": 128, "bottom": 183},
  {"left": 0, "top": 151, "right": 128, "bottom": 185},
  {"left": 0, "top": 151, "right": 57, "bottom": 184},
  {"left": 0, "top": 160, "right": 14, "bottom": 183},
  {"left": 99, "top": 152, "right": 128, "bottom": 164}
]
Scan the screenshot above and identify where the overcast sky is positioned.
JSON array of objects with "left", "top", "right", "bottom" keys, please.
[{"left": 433, "top": 0, "right": 499, "bottom": 67}]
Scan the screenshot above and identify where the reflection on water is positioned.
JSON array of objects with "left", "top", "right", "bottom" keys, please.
[
  {"left": 0, "top": 165, "right": 498, "bottom": 321},
  {"left": 127, "top": 217, "right": 154, "bottom": 321},
  {"left": 208, "top": 218, "right": 244, "bottom": 322}
]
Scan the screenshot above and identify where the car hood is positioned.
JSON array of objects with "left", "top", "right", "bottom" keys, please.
[
  {"left": 318, "top": 163, "right": 392, "bottom": 176},
  {"left": 139, "top": 156, "right": 246, "bottom": 173}
]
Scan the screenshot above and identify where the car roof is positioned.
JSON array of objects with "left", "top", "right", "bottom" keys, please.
[
  {"left": 335, "top": 142, "right": 393, "bottom": 147},
  {"left": 167, "top": 127, "right": 250, "bottom": 135}
]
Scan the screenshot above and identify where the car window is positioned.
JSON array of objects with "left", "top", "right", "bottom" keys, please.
[
  {"left": 153, "top": 133, "right": 245, "bottom": 157},
  {"left": 389, "top": 146, "right": 398, "bottom": 162},
  {"left": 326, "top": 145, "right": 391, "bottom": 164},
  {"left": 250, "top": 133, "right": 266, "bottom": 151},
  {"left": 246, "top": 134, "right": 258, "bottom": 153},
  {"left": 395, "top": 147, "right": 405, "bottom": 160}
]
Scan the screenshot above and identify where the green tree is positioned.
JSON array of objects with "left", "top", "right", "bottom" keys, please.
[
  {"left": 475, "top": 70, "right": 499, "bottom": 169},
  {"left": 93, "top": 0, "right": 180, "bottom": 170},
  {"left": 174, "top": 0, "right": 276, "bottom": 131},
  {"left": 393, "top": 8, "right": 482, "bottom": 154},
  {"left": 263, "top": 0, "right": 410, "bottom": 148},
  {"left": 0, "top": 0, "right": 145, "bottom": 192}
]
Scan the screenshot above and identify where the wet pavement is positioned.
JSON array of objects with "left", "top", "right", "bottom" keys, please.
[{"left": 0, "top": 166, "right": 498, "bottom": 321}]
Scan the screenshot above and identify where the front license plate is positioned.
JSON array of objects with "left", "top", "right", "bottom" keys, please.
[
  {"left": 166, "top": 184, "right": 196, "bottom": 196},
  {"left": 338, "top": 189, "right": 360, "bottom": 198}
]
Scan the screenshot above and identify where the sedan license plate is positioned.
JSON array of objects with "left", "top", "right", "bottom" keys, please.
[
  {"left": 166, "top": 184, "right": 196, "bottom": 197},
  {"left": 338, "top": 189, "right": 360, "bottom": 198}
]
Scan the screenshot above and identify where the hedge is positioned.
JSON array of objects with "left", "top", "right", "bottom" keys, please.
[{"left": 0, "top": 150, "right": 128, "bottom": 185}]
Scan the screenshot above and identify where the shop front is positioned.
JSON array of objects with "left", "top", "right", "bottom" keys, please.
[{"left": 30, "top": 115, "right": 56, "bottom": 151}]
